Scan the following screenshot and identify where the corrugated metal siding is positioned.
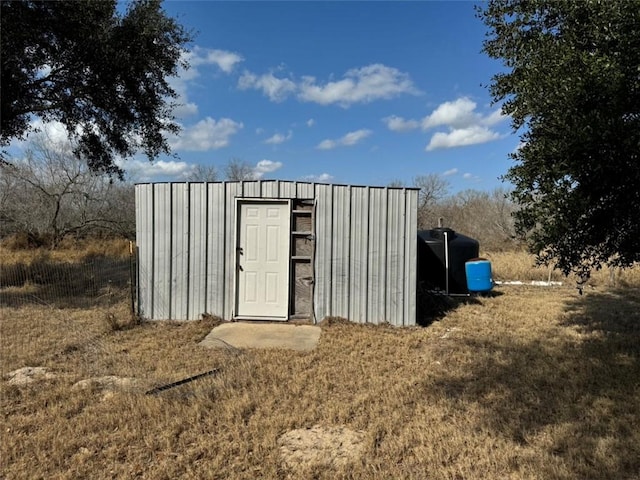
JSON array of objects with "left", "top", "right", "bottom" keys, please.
[
  {"left": 403, "top": 190, "right": 418, "bottom": 323},
  {"left": 152, "top": 183, "right": 171, "bottom": 319},
  {"left": 135, "top": 180, "right": 417, "bottom": 326},
  {"left": 314, "top": 184, "right": 332, "bottom": 319},
  {"left": 331, "top": 185, "right": 350, "bottom": 317},
  {"left": 206, "top": 183, "right": 225, "bottom": 318},
  {"left": 171, "top": 183, "right": 188, "bottom": 320},
  {"left": 366, "top": 187, "right": 387, "bottom": 323},
  {"left": 135, "top": 185, "right": 153, "bottom": 318},
  {"left": 349, "top": 186, "right": 369, "bottom": 322},
  {"left": 188, "top": 184, "right": 206, "bottom": 319}
]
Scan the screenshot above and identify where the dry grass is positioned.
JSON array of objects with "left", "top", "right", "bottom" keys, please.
[
  {"left": 0, "top": 236, "right": 131, "bottom": 265},
  {"left": 0, "top": 238, "right": 133, "bottom": 309},
  {"left": 2, "top": 245, "right": 639, "bottom": 478},
  {"left": 2, "top": 283, "right": 639, "bottom": 479},
  {"left": 486, "top": 250, "right": 640, "bottom": 288}
]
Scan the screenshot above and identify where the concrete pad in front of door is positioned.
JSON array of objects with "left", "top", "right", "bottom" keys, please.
[{"left": 200, "top": 322, "right": 321, "bottom": 352}]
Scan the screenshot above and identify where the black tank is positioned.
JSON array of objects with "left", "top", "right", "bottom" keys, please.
[{"left": 417, "top": 228, "right": 479, "bottom": 294}]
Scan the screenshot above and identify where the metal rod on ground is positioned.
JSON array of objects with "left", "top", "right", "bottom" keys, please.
[{"left": 145, "top": 369, "right": 220, "bottom": 395}]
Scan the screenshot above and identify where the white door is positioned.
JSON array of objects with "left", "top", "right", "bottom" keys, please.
[{"left": 236, "top": 201, "right": 290, "bottom": 319}]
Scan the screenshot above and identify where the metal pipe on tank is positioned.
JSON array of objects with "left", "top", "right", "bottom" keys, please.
[{"left": 444, "top": 229, "right": 450, "bottom": 295}]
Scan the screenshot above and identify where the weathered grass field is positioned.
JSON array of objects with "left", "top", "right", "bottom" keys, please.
[{"left": 1, "top": 242, "right": 639, "bottom": 479}]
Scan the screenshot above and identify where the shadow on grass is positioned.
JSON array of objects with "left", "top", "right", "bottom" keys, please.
[
  {"left": 416, "top": 287, "right": 502, "bottom": 327},
  {"left": 0, "top": 255, "right": 132, "bottom": 309},
  {"left": 424, "top": 288, "right": 640, "bottom": 478}
]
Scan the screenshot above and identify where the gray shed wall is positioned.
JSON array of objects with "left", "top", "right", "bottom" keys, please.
[{"left": 135, "top": 180, "right": 418, "bottom": 326}]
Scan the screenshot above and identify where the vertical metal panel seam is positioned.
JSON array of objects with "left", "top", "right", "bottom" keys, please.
[
  {"left": 168, "top": 185, "right": 173, "bottom": 320},
  {"left": 401, "top": 189, "right": 407, "bottom": 326},
  {"left": 383, "top": 188, "right": 388, "bottom": 323},
  {"left": 311, "top": 194, "right": 317, "bottom": 323},
  {"left": 221, "top": 181, "right": 226, "bottom": 318},
  {"left": 312, "top": 183, "right": 319, "bottom": 318},
  {"left": 136, "top": 186, "right": 143, "bottom": 318},
  {"left": 150, "top": 184, "right": 155, "bottom": 319},
  {"left": 347, "top": 185, "right": 352, "bottom": 321},
  {"left": 134, "top": 186, "right": 139, "bottom": 316},
  {"left": 203, "top": 183, "right": 209, "bottom": 317},
  {"left": 364, "top": 186, "right": 370, "bottom": 323},
  {"left": 411, "top": 189, "right": 418, "bottom": 325},
  {"left": 185, "top": 183, "right": 190, "bottom": 320},
  {"left": 325, "top": 185, "right": 336, "bottom": 315},
  {"left": 407, "top": 189, "right": 417, "bottom": 326}
]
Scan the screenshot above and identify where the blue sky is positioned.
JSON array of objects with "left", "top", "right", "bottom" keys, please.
[{"left": 17, "top": 1, "right": 520, "bottom": 192}]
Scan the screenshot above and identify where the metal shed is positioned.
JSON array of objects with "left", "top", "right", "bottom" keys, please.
[{"left": 135, "top": 180, "right": 419, "bottom": 326}]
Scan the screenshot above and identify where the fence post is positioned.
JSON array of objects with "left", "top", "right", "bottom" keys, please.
[{"left": 129, "top": 241, "right": 136, "bottom": 319}]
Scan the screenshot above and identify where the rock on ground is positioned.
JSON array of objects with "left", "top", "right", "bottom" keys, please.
[
  {"left": 277, "top": 425, "right": 366, "bottom": 470},
  {"left": 72, "top": 376, "right": 138, "bottom": 392},
  {"left": 6, "top": 366, "right": 56, "bottom": 385}
]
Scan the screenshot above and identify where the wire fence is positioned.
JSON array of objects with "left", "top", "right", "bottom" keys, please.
[
  {"left": 0, "top": 250, "right": 140, "bottom": 383},
  {"left": 0, "top": 248, "right": 252, "bottom": 403},
  {"left": 0, "top": 253, "right": 135, "bottom": 311}
]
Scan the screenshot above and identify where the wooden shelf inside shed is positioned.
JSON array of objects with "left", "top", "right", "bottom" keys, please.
[{"left": 290, "top": 199, "right": 315, "bottom": 320}]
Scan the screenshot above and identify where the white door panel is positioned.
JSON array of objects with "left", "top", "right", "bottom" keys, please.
[{"left": 236, "top": 201, "right": 290, "bottom": 318}]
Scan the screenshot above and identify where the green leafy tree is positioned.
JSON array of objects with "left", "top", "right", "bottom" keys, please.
[
  {"left": 478, "top": 0, "right": 640, "bottom": 276},
  {"left": 1, "top": 0, "right": 192, "bottom": 177}
]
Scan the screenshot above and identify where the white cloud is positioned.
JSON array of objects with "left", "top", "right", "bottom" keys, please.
[
  {"left": 253, "top": 159, "right": 283, "bottom": 179},
  {"left": 123, "top": 159, "right": 195, "bottom": 182},
  {"left": 27, "top": 119, "right": 70, "bottom": 145},
  {"left": 264, "top": 130, "right": 292, "bottom": 145},
  {"left": 342, "top": 129, "right": 372, "bottom": 146},
  {"left": 171, "top": 117, "right": 243, "bottom": 151},
  {"left": 316, "top": 129, "right": 372, "bottom": 150},
  {"left": 170, "top": 47, "right": 243, "bottom": 120},
  {"left": 513, "top": 140, "right": 526, "bottom": 153},
  {"left": 421, "top": 97, "right": 506, "bottom": 130},
  {"left": 238, "top": 71, "right": 297, "bottom": 102},
  {"left": 175, "top": 51, "right": 199, "bottom": 83},
  {"left": 419, "top": 97, "right": 507, "bottom": 151},
  {"left": 10, "top": 119, "right": 84, "bottom": 153},
  {"left": 173, "top": 102, "right": 199, "bottom": 118},
  {"left": 187, "top": 46, "right": 244, "bottom": 73},
  {"left": 306, "top": 119, "right": 315, "bottom": 127},
  {"left": 382, "top": 98, "right": 506, "bottom": 151},
  {"left": 299, "top": 64, "right": 420, "bottom": 107},
  {"left": 237, "top": 64, "right": 419, "bottom": 107},
  {"left": 422, "top": 97, "right": 479, "bottom": 130},
  {"left": 463, "top": 172, "right": 481, "bottom": 182},
  {"left": 316, "top": 139, "right": 337, "bottom": 150},
  {"left": 168, "top": 76, "right": 196, "bottom": 120},
  {"left": 482, "top": 108, "right": 507, "bottom": 127},
  {"left": 426, "top": 126, "right": 501, "bottom": 151},
  {"left": 300, "top": 173, "right": 334, "bottom": 183},
  {"left": 443, "top": 168, "right": 459, "bottom": 177},
  {"left": 383, "top": 115, "right": 420, "bottom": 132}
]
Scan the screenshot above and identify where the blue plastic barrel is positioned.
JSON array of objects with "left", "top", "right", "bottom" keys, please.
[{"left": 465, "top": 258, "right": 493, "bottom": 292}]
